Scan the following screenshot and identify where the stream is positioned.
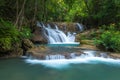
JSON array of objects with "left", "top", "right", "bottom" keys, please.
[
  {"left": 0, "top": 48, "right": 120, "bottom": 80},
  {"left": 0, "top": 22, "right": 120, "bottom": 80}
]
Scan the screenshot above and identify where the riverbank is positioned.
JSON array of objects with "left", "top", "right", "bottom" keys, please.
[
  {"left": 0, "top": 39, "right": 34, "bottom": 59},
  {"left": 0, "top": 37, "right": 120, "bottom": 59},
  {"left": 0, "top": 23, "right": 120, "bottom": 59},
  {"left": 79, "top": 44, "right": 120, "bottom": 59}
]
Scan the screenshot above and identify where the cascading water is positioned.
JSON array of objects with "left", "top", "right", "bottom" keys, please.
[
  {"left": 25, "top": 50, "right": 120, "bottom": 69},
  {"left": 37, "top": 22, "right": 79, "bottom": 44},
  {"left": 45, "top": 54, "right": 65, "bottom": 60},
  {"left": 25, "top": 22, "right": 120, "bottom": 69},
  {"left": 76, "top": 23, "right": 84, "bottom": 32}
]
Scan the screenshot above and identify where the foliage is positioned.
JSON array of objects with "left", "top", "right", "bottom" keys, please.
[
  {"left": 64, "top": 0, "right": 88, "bottom": 22},
  {"left": 94, "top": 25, "right": 120, "bottom": 52},
  {"left": 0, "top": 0, "right": 120, "bottom": 26},
  {"left": 0, "top": 19, "right": 32, "bottom": 52},
  {"left": 0, "top": 19, "right": 19, "bottom": 51},
  {"left": 0, "top": 0, "right": 120, "bottom": 53},
  {"left": 0, "top": 38, "right": 12, "bottom": 51},
  {"left": 19, "top": 26, "right": 32, "bottom": 39}
]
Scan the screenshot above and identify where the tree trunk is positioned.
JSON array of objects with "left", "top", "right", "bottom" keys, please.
[{"left": 14, "top": 0, "right": 26, "bottom": 30}]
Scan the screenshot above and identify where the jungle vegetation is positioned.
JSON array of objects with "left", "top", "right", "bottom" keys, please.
[{"left": 0, "top": 0, "right": 120, "bottom": 53}]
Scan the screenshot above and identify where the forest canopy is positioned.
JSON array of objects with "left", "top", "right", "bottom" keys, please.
[{"left": 0, "top": 0, "right": 120, "bottom": 27}]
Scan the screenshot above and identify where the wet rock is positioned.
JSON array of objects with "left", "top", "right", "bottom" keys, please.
[
  {"left": 54, "top": 22, "right": 81, "bottom": 32},
  {"left": 22, "top": 39, "right": 34, "bottom": 50},
  {"left": 109, "top": 53, "right": 120, "bottom": 59},
  {"left": 11, "top": 48, "right": 23, "bottom": 57},
  {"left": 27, "top": 51, "right": 46, "bottom": 59},
  {"left": 78, "top": 44, "right": 99, "bottom": 51},
  {"left": 22, "top": 39, "right": 34, "bottom": 55},
  {"left": 99, "top": 53, "right": 108, "bottom": 58},
  {"left": 64, "top": 53, "right": 71, "bottom": 59},
  {"left": 75, "top": 52, "right": 84, "bottom": 56},
  {"left": 31, "top": 27, "right": 47, "bottom": 44},
  {"left": 26, "top": 49, "right": 85, "bottom": 60}
]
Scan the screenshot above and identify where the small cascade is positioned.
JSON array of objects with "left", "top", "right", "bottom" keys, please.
[
  {"left": 26, "top": 50, "right": 111, "bottom": 60},
  {"left": 45, "top": 54, "right": 65, "bottom": 60},
  {"left": 70, "top": 53, "right": 76, "bottom": 58},
  {"left": 25, "top": 50, "right": 120, "bottom": 69},
  {"left": 76, "top": 23, "right": 84, "bottom": 32},
  {"left": 37, "top": 22, "right": 79, "bottom": 44},
  {"left": 80, "top": 50, "right": 96, "bottom": 57}
]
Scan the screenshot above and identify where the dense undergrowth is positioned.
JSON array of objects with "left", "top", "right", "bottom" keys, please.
[
  {"left": 0, "top": 19, "right": 32, "bottom": 53},
  {"left": 94, "top": 24, "right": 120, "bottom": 52},
  {"left": 78, "top": 23, "right": 120, "bottom": 52},
  {"left": 0, "top": 0, "right": 120, "bottom": 56}
]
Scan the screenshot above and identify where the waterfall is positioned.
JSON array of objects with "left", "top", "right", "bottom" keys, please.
[
  {"left": 76, "top": 23, "right": 84, "bottom": 32},
  {"left": 25, "top": 50, "right": 120, "bottom": 69},
  {"left": 26, "top": 22, "right": 120, "bottom": 69},
  {"left": 45, "top": 54, "right": 65, "bottom": 60},
  {"left": 37, "top": 22, "right": 79, "bottom": 44}
]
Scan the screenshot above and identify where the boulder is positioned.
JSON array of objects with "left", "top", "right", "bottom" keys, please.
[
  {"left": 31, "top": 27, "right": 47, "bottom": 44},
  {"left": 22, "top": 39, "right": 34, "bottom": 50},
  {"left": 22, "top": 39, "right": 34, "bottom": 55},
  {"left": 27, "top": 51, "right": 46, "bottom": 59}
]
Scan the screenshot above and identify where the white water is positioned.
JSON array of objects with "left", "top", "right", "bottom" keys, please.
[
  {"left": 25, "top": 50, "right": 120, "bottom": 69},
  {"left": 76, "top": 23, "right": 84, "bottom": 32},
  {"left": 33, "top": 22, "right": 120, "bottom": 69},
  {"left": 45, "top": 54, "right": 65, "bottom": 60},
  {"left": 37, "top": 22, "right": 79, "bottom": 44}
]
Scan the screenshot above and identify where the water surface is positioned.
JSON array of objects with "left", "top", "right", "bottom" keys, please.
[{"left": 0, "top": 58, "right": 120, "bottom": 80}]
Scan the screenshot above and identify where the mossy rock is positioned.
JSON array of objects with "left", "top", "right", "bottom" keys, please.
[
  {"left": 22, "top": 39, "right": 34, "bottom": 51},
  {"left": 81, "top": 40, "right": 94, "bottom": 45}
]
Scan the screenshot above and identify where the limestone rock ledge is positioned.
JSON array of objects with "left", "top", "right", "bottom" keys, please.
[{"left": 26, "top": 46, "right": 84, "bottom": 60}]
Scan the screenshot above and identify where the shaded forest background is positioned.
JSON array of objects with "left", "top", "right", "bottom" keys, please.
[
  {"left": 0, "top": 0, "right": 120, "bottom": 55},
  {"left": 0, "top": 0, "right": 120, "bottom": 26}
]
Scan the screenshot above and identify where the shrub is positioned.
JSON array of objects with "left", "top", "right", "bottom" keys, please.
[
  {"left": 0, "top": 19, "right": 19, "bottom": 51},
  {"left": 94, "top": 25, "right": 120, "bottom": 52},
  {"left": 0, "top": 38, "right": 12, "bottom": 51},
  {"left": 0, "top": 19, "right": 32, "bottom": 52},
  {"left": 19, "top": 26, "right": 32, "bottom": 39}
]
